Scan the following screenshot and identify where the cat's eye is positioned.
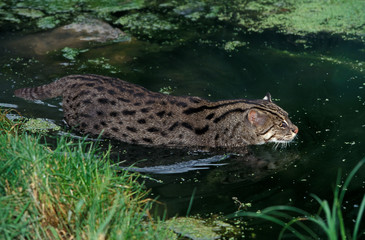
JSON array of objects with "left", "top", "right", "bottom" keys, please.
[{"left": 279, "top": 121, "right": 288, "bottom": 128}]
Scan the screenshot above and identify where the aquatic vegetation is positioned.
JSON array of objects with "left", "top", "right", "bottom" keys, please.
[
  {"left": 223, "top": 40, "right": 248, "bottom": 52},
  {"left": 23, "top": 118, "right": 60, "bottom": 133},
  {"left": 61, "top": 47, "right": 89, "bottom": 61},
  {"left": 167, "top": 216, "right": 242, "bottom": 240},
  {"left": 1, "top": 0, "right": 364, "bottom": 45},
  {"left": 87, "top": 57, "right": 121, "bottom": 73},
  {"left": 0, "top": 0, "right": 147, "bottom": 30},
  {"left": 246, "top": 0, "right": 365, "bottom": 39},
  {"left": 115, "top": 12, "right": 179, "bottom": 37},
  {"left": 36, "top": 16, "right": 59, "bottom": 29},
  {"left": 159, "top": 86, "right": 174, "bottom": 95},
  {"left": 227, "top": 158, "right": 365, "bottom": 239}
]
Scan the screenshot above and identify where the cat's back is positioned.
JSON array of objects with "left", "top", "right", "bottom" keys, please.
[{"left": 56, "top": 75, "right": 209, "bottom": 145}]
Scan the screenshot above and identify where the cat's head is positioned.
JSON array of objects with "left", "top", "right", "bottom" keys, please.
[{"left": 247, "top": 93, "right": 298, "bottom": 145}]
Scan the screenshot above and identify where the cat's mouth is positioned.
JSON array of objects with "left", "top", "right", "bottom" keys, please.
[{"left": 264, "top": 132, "right": 298, "bottom": 145}]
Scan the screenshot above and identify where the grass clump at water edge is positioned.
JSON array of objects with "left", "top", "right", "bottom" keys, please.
[
  {"left": 227, "top": 157, "right": 365, "bottom": 239},
  {"left": 0, "top": 109, "right": 175, "bottom": 239}
]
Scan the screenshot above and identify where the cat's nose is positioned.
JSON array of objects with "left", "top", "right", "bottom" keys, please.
[{"left": 292, "top": 126, "right": 299, "bottom": 134}]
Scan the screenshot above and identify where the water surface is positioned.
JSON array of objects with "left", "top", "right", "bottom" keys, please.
[{"left": 1, "top": 28, "right": 364, "bottom": 238}]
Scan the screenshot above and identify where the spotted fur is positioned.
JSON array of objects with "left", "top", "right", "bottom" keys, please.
[{"left": 14, "top": 74, "right": 298, "bottom": 148}]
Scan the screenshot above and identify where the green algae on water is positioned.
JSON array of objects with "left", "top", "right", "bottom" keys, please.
[
  {"left": 36, "top": 16, "right": 60, "bottom": 29},
  {"left": 61, "top": 47, "right": 89, "bottom": 61},
  {"left": 115, "top": 12, "right": 178, "bottom": 34}
]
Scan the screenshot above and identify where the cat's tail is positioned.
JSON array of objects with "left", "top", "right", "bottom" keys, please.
[{"left": 14, "top": 76, "right": 70, "bottom": 100}]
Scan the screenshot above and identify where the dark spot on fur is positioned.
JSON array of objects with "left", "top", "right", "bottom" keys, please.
[
  {"left": 80, "top": 113, "right": 92, "bottom": 118},
  {"left": 189, "top": 97, "right": 202, "bottom": 103},
  {"left": 98, "top": 98, "right": 109, "bottom": 104},
  {"left": 147, "top": 127, "right": 159, "bottom": 133},
  {"left": 110, "top": 111, "right": 118, "bottom": 117},
  {"left": 215, "top": 134, "right": 220, "bottom": 140},
  {"left": 101, "top": 121, "right": 107, "bottom": 126},
  {"left": 169, "top": 100, "right": 177, "bottom": 105},
  {"left": 93, "top": 124, "right": 100, "bottom": 130},
  {"left": 146, "top": 100, "right": 155, "bottom": 105},
  {"left": 116, "top": 86, "right": 125, "bottom": 92},
  {"left": 118, "top": 121, "right": 123, "bottom": 125},
  {"left": 86, "top": 83, "right": 95, "bottom": 87},
  {"left": 126, "top": 126, "right": 137, "bottom": 132},
  {"left": 83, "top": 99, "right": 92, "bottom": 104},
  {"left": 137, "top": 119, "right": 146, "bottom": 124},
  {"left": 181, "top": 122, "right": 193, "bottom": 130},
  {"left": 122, "top": 110, "right": 136, "bottom": 116},
  {"left": 96, "top": 111, "right": 104, "bottom": 116},
  {"left": 179, "top": 134, "right": 183, "bottom": 139},
  {"left": 96, "top": 86, "right": 105, "bottom": 92},
  {"left": 161, "top": 132, "right": 167, "bottom": 137},
  {"left": 81, "top": 122, "right": 88, "bottom": 128},
  {"left": 72, "top": 90, "right": 90, "bottom": 101},
  {"left": 111, "top": 127, "right": 119, "bottom": 132},
  {"left": 134, "top": 102, "right": 142, "bottom": 106},
  {"left": 142, "top": 138, "right": 153, "bottom": 143},
  {"left": 167, "top": 112, "right": 173, "bottom": 117},
  {"left": 176, "top": 102, "right": 188, "bottom": 108},
  {"left": 110, "top": 100, "right": 116, "bottom": 105},
  {"left": 122, "top": 134, "right": 128, "bottom": 138},
  {"left": 168, "top": 122, "right": 179, "bottom": 131},
  {"left": 161, "top": 101, "right": 167, "bottom": 105},
  {"left": 108, "top": 89, "right": 116, "bottom": 95},
  {"left": 131, "top": 139, "right": 138, "bottom": 144},
  {"left": 195, "top": 125, "right": 209, "bottom": 135},
  {"left": 141, "top": 108, "right": 150, "bottom": 113},
  {"left": 118, "top": 97, "right": 130, "bottom": 103},
  {"left": 156, "top": 111, "right": 166, "bottom": 118},
  {"left": 206, "top": 113, "right": 215, "bottom": 120},
  {"left": 134, "top": 92, "right": 145, "bottom": 97},
  {"left": 149, "top": 94, "right": 160, "bottom": 99}
]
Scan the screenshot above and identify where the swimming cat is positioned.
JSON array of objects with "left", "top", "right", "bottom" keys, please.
[{"left": 14, "top": 74, "right": 298, "bottom": 148}]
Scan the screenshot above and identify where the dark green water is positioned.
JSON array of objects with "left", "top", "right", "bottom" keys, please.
[{"left": 1, "top": 29, "right": 364, "bottom": 238}]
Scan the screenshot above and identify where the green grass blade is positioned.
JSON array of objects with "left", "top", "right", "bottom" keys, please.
[
  {"left": 230, "top": 211, "right": 309, "bottom": 239},
  {"left": 186, "top": 187, "right": 197, "bottom": 217},
  {"left": 339, "top": 158, "right": 365, "bottom": 205},
  {"left": 279, "top": 217, "right": 319, "bottom": 240},
  {"left": 262, "top": 205, "right": 312, "bottom": 216},
  {"left": 14, "top": 201, "right": 31, "bottom": 224},
  {"left": 353, "top": 193, "right": 365, "bottom": 240}
]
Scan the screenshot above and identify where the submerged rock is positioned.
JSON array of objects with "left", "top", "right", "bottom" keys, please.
[
  {"left": 62, "top": 17, "right": 126, "bottom": 43},
  {"left": 5, "top": 17, "right": 130, "bottom": 55}
]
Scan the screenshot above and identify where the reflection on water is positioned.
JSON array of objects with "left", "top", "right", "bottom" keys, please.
[{"left": 1, "top": 27, "right": 364, "bottom": 238}]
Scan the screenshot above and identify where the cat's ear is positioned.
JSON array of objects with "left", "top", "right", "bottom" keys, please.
[
  {"left": 248, "top": 109, "right": 267, "bottom": 126},
  {"left": 263, "top": 92, "right": 272, "bottom": 102}
]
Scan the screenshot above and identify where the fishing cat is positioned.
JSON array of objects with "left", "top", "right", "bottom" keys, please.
[{"left": 14, "top": 74, "right": 298, "bottom": 148}]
